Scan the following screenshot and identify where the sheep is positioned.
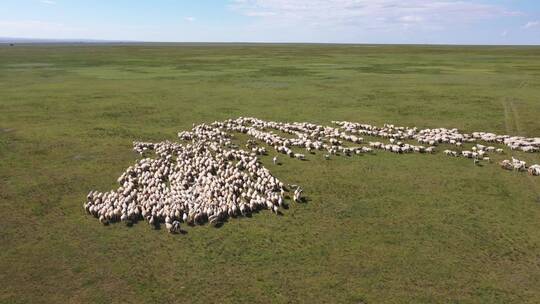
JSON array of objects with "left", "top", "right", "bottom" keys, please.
[
  {"left": 528, "top": 165, "right": 540, "bottom": 176},
  {"left": 462, "top": 151, "right": 473, "bottom": 158},
  {"left": 444, "top": 150, "right": 458, "bottom": 157},
  {"left": 511, "top": 157, "right": 527, "bottom": 171},
  {"left": 170, "top": 220, "right": 181, "bottom": 233},
  {"left": 85, "top": 117, "right": 540, "bottom": 233},
  {"left": 293, "top": 187, "right": 303, "bottom": 203},
  {"left": 425, "top": 147, "right": 436, "bottom": 154},
  {"left": 500, "top": 160, "right": 514, "bottom": 171}
]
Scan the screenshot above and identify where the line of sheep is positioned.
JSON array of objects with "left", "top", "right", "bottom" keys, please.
[
  {"left": 333, "top": 120, "right": 539, "bottom": 175},
  {"left": 500, "top": 158, "right": 540, "bottom": 175},
  {"left": 334, "top": 121, "right": 540, "bottom": 153},
  {"left": 84, "top": 117, "right": 540, "bottom": 233}
]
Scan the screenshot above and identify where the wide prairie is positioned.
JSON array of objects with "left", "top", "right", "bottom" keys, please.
[{"left": 1, "top": 44, "right": 539, "bottom": 303}]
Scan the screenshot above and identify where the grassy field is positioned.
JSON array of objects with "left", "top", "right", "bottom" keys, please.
[{"left": 1, "top": 43, "right": 540, "bottom": 303}]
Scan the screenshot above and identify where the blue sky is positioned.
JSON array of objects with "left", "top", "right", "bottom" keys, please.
[{"left": 0, "top": 0, "right": 539, "bottom": 44}]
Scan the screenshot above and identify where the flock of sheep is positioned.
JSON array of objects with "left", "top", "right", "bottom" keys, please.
[{"left": 84, "top": 117, "right": 540, "bottom": 233}]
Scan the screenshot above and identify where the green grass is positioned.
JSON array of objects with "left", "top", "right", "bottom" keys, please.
[{"left": 1, "top": 43, "right": 540, "bottom": 303}]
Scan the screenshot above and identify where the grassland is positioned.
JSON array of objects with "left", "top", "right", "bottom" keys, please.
[{"left": 1, "top": 43, "right": 540, "bottom": 303}]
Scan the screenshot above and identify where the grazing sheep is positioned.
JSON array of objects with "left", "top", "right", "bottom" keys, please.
[
  {"left": 293, "top": 187, "right": 303, "bottom": 203},
  {"left": 425, "top": 147, "right": 436, "bottom": 153},
  {"left": 85, "top": 117, "right": 540, "bottom": 233},
  {"left": 462, "top": 151, "right": 473, "bottom": 158},
  {"left": 500, "top": 160, "right": 514, "bottom": 170},
  {"left": 444, "top": 150, "right": 458, "bottom": 157},
  {"left": 511, "top": 157, "right": 527, "bottom": 171},
  {"left": 528, "top": 165, "right": 540, "bottom": 176}
]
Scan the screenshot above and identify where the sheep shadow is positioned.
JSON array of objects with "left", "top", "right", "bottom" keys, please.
[
  {"left": 172, "top": 229, "right": 188, "bottom": 235},
  {"left": 298, "top": 197, "right": 310, "bottom": 204},
  {"left": 213, "top": 222, "right": 225, "bottom": 228},
  {"left": 211, "top": 217, "right": 230, "bottom": 228}
]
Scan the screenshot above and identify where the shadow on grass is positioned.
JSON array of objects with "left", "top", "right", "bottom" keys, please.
[
  {"left": 172, "top": 229, "right": 188, "bottom": 235},
  {"left": 298, "top": 197, "right": 310, "bottom": 204}
]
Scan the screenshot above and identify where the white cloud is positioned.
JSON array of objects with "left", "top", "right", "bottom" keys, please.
[
  {"left": 399, "top": 15, "right": 423, "bottom": 23},
  {"left": 185, "top": 17, "right": 196, "bottom": 22},
  {"left": 523, "top": 21, "right": 540, "bottom": 29},
  {"left": 231, "top": 0, "right": 521, "bottom": 33},
  {"left": 245, "top": 11, "right": 277, "bottom": 17},
  {"left": 40, "top": 0, "right": 56, "bottom": 5}
]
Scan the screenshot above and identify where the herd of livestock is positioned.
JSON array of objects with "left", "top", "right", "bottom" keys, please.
[{"left": 84, "top": 117, "right": 540, "bottom": 232}]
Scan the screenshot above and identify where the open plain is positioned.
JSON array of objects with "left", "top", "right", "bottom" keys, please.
[{"left": 1, "top": 44, "right": 540, "bottom": 303}]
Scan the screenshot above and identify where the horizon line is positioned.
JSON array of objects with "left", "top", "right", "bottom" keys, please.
[{"left": 1, "top": 36, "right": 539, "bottom": 47}]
